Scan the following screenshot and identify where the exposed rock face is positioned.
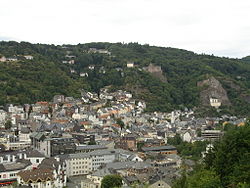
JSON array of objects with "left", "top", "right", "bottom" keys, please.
[
  {"left": 143, "top": 63, "right": 167, "bottom": 83},
  {"left": 197, "top": 76, "right": 231, "bottom": 106}
]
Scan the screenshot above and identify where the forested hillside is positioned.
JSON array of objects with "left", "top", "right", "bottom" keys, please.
[
  {"left": 173, "top": 121, "right": 250, "bottom": 188},
  {"left": 1, "top": 41, "right": 250, "bottom": 116}
]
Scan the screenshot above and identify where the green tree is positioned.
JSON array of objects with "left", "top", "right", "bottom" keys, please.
[
  {"left": 5, "top": 120, "right": 12, "bottom": 130},
  {"left": 28, "top": 106, "right": 33, "bottom": 117},
  {"left": 88, "top": 140, "right": 96, "bottom": 145},
  {"left": 172, "top": 171, "right": 187, "bottom": 188},
  {"left": 205, "top": 123, "right": 250, "bottom": 186},
  {"left": 137, "top": 142, "right": 145, "bottom": 152},
  {"left": 196, "top": 128, "right": 201, "bottom": 137},
  {"left": 116, "top": 118, "right": 125, "bottom": 130},
  {"left": 101, "top": 174, "right": 123, "bottom": 188},
  {"left": 167, "top": 134, "right": 182, "bottom": 145},
  {"left": 186, "top": 169, "right": 222, "bottom": 188},
  {"left": 203, "top": 147, "right": 216, "bottom": 169}
]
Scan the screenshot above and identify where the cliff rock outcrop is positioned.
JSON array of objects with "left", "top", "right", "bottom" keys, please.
[
  {"left": 197, "top": 76, "right": 231, "bottom": 106},
  {"left": 143, "top": 63, "right": 167, "bottom": 83}
]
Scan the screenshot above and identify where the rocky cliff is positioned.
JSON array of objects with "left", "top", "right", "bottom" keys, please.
[{"left": 197, "top": 77, "right": 231, "bottom": 106}]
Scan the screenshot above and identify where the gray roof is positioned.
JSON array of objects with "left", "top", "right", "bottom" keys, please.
[
  {"left": 26, "top": 150, "right": 45, "bottom": 158},
  {"left": 0, "top": 159, "right": 31, "bottom": 172},
  {"left": 76, "top": 145, "right": 107, "bottom": 150},
  {"left": 64, "top": 149, "right": 132, "bottom": 160},
  {"left": 98, "top": 140, "right": 114, "bottom": 146},
  {"left": 91, "top": 168, "right": 112, "bottom": 177},
  {"left": 106, "top": 161, "right": 151, "bottom": 170},
  {"left": 38, "top": 157, "right": 63, "bottom": 170},
  {"left": 88, "top": 149, "right": 118, "bottom": 156},
  {"left": 30, "top": 132, "right": 45, "bottom": 140},
  {"left": 142, "top": 145, "right": 176, "bottom": 152},
  {"left": 20, "top": 127, "right": 30, "bottom": 134},
  {"left": 0, "top": 150, "right": 22, "bottom": 157}
]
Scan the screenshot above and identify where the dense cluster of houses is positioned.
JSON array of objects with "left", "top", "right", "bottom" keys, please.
[{"left": 0, "top": 87, "right": 246, "bottom": 188}]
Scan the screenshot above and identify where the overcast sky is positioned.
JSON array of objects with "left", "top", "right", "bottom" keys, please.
[{"left": 0, "top": 0, "right": 250, "bottom": 58}]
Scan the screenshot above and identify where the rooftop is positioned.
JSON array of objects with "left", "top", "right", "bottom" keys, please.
[
  {"left": 142, "top": 145, "right": 176, "bottom": 152},
  {"left": 0, "top": 160, "right": 31, "bottom": 172},
  {"left": 18, "top": 168, "right": 54, "bottom": 183},
  {"left": 76, "top": 145, "right": 107, "bottom": 151}
]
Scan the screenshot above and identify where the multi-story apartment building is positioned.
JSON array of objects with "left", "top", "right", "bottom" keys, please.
[
  {"left": 119, "top": 135, "right": 137, "bottom": 151},
  {"left": 141, "top": 145, "right": 177, "bottom": 155},
  {"left": 71, "top": 133, "right": 95, "bottom": 144},
  {"left": 61, "top": 149, "right": 119, "bottom": 177},
  {"left": 201, "top": 130, "right": 223, "bottom": 141},
  {"left": 30, "top": 132, "right": 76, "bottom": 157},
  {"left": 64, "top": 153, "right": 92, "bottom": 176},
  {"left": 91, "top": 150, "right": 116, "bottom": 171}
]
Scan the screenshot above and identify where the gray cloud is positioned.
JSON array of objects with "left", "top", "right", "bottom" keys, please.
[{"left": 0, "top": 0, "right": 249, "bottom": 58}]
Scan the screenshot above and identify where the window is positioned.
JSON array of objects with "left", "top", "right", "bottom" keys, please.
[{"left": 36, "top": 159, "right": 40, "bottom": 163}]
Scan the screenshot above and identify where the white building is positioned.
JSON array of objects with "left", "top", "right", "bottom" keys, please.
[
  {"left": 182, "top": 131, "right": 192, "bottom": 143},
  {"left": 80, "top": 72, "right": 89, "bottom": 77},
  {"left": 0, "top": 56, "right": 7, "bottom": 62},
  {"left": 86, "top": 168, "right": 112, "bottom": 188},
  {"left": 210, "top": 98, "right": 221, "bottom": 108},
  {"left": 4, "top": 141, "right": 31, "bottom": 151},
  {"left": 88, "top": 65, "right": 95, "bottom": 70},
  {"left": 62, "top": 149, "right": 119, "bottom": 177},
  {"left": 127, "top": 62, "right": 134, "bottom": 68},
  {"left": 91, "top": 150, "right": 116, "bottom": 171},
  {"left": 65, "top": 153, "right": 93, "bottom": 177},
  {"left": 24, "top": 55, "right": 33, "bottom": 60},
  {"left": 19, "top": 128, "right": 31, "bottom": 143}
]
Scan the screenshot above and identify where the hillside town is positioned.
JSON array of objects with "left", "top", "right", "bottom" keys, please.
[{"left": 0, "top": 87, "right": 246, "bottom": 188}]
